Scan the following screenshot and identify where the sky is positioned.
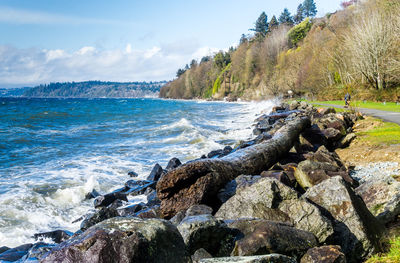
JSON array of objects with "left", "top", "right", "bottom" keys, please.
[{"left": 0, "top": 0, "right": 343, "bottom": 87}]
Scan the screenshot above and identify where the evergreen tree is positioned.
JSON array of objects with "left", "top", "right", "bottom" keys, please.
[
  {"left": 294, "top": 4, "right": 305, "bottom": 24},
  {"left": 250, "top": 12, "right": 268, "bottom": 38},
  {"left": 176, "top": 68, "right": 186, "bottom": 77},
  {"left": 239, "top": 34, "right": 248, "bottom": 44},
  {"left": 279, "top": 8, "right": 294, "bottom": 26},
  {"left": 190, "top": 59, "right": 197, "bottom": 68},
  {"left": 268, "top": 15, "right": 279, "bottom": 31},
  {"left": 303, "top": 0, "right": 317, "bottom": 17}
]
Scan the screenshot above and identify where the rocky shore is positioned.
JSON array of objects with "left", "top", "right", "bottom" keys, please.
[{"left": 1, "top": 101, "right": 399, "bottom": 263}]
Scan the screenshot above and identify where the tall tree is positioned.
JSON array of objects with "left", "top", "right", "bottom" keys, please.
[
  {"left": 176, "top": 68, "right": 186, "bottom": 78},
  {"left": 279, "top": 8, "right": 294, "bottom": 26},
  {"left": 303, "top": 0, "right": 317, "bottom": 17},
  {"left": 251, "top": 12, "right": 269, "bottom": 38},
  {"left": 294, "top": 4, "right": 305, "bottom": 24},
  {"left": 268, "top": 15, "right": 279, "bottom": 31},
  {"left": 239, "top": 34, "right": 248, "bottom": 44}
]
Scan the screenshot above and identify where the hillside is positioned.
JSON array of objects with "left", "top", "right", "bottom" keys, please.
[
  {"left": 160, "top": 0, "right": 400, "bottom": 101},
  {"left": 0, "top": 87, "right": 31, "bottom": 97},
  {"left": 22, "top": 81, "right": 166, "bottom": 98}
]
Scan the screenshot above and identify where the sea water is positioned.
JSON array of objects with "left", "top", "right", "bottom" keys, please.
[{"left": 0, "top": 98, "right": 275, "bottom": 247}]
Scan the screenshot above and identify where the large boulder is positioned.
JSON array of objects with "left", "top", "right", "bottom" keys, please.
[
  {"left": 300, "top": 245, "right": 346, "bottom": 263},
  {"left": 294, "top": 147, "right": 356, "bottom": 189},
  {"left": 231, "top": 220, "right": 318, "bottom": 259},
  {"left": 304, "top": 176, "right": 385, "bottom": 262},
  {"left": 41, "top": 217, "right": 188, "bottom": 263},
  {"left": 355, "top": 174, "right": 400, "bottom": 224},
  {"left": 200, "top": 254, "right": 296, "bottom": 263},
  {"left": 294, "top": 160, "right": 338, "bottom": 189},
  {"left": 177, "top": 214, "right": 233, "bottom": 256},
  {"left": 314, "top": 114, "right": 347, "bottom": 135},
  {"left": 217, "top": 175, "right": 261, "bottom": 204},
  {"left": 146, "top": 163, "right": 164, "bottom": 181},
  {"left": 215, "top": 178, "right": 298, "bottom": 221},
  {"left": 80, "top": 201, "right": 122, "bottom": 230},
  {"left": 278, "top": 199, "right": 334, "bottom": 243}
]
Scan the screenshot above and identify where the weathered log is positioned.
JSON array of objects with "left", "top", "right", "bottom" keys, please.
[{"left": 156, "top": 116, "right": 311, "bottom": 218}]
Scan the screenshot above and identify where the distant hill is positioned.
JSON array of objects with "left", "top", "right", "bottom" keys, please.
[
  {"left": 21, "top": 81, "right": 167, "bottom": 98},
  {"left": 0, "top": 87, "right": 31, "bottom": 97}
]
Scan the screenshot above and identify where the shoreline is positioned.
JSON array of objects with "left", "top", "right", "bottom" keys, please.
[{"left": 1, "top": 101, "right": 399, "bottom": 262}]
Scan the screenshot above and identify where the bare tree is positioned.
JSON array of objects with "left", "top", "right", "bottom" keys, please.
[{"left": 343, "top": 0, "right": 400, "bottom": 90}]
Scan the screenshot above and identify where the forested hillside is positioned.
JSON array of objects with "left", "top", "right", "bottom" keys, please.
[
  {"left": 160, "top": 0, "right": 400, "bottom": 101},
  {"left": 23, "top": 81, "right": 167, "bottom": 98}
]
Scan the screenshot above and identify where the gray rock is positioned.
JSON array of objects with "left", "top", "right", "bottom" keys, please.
[
  {"left": 128, "top": 171, "right": 138, "bottom": 177},
  {"left": 278, "top": 199, "right": 334, "bottom": 243},
  {"left": 215, "top": 178, "right": 298, "bottom": 220},
  {"left": 304, "top": 176, "right": 385, "bottom": 262},
  {"left": 186, "top": 204, "right": 213, "bottom": 217},
  {"left": 93, "top": 191, "right": 128, "bottom": 208},
  {"left": 200, "top": 254, "right": 296, "bottom": 263},
  {"left": 147, "top": 163, "right": 164, "bottom": 181},
  {"left": 135, "top": 205, "right": 161, "bottom": 219},
  {"left": 300, "top": 101, "right": 309, "bottom": 109},
  {"left": 217, "top": 175, "right": 261, "bottom": 204},
  {"left": 41, "top": 217, "right": 189, "bottom": 263},
  {"left": 166, "top": 157, "right": 182, "bottom": 170},
  {"left": 355, "top": 174, "right": 400, "bottom": 224},
  {"left": 170, "top": 210, "right": 186, "bottom": 226},
  {"left": 294, "top": 160, "right": 337, "bottom": 189},
  {"left": 290, "top": 101, "right": 300, "bottom": 110},
  {"left": 80, "top": 201, "right": 121, "bottom": 230},
  {"left": 338, "top": 133, "right": 356, "bottom": 148},
  {"left": 192, "top": 248, "right": 213, "bottom": 263},
  {"left": 231, "top": 220, "right": 318, "bottom": 259},
  {"left": 177, "top": 214, "right": 233, "bottom": 256},
  {"left": 225, "top": 218, "right": 275, "bottom": 238}
]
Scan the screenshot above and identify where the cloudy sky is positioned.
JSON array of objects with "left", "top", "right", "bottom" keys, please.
[{"left": 0, "top": 0, "right": 343, "bottom": 88}]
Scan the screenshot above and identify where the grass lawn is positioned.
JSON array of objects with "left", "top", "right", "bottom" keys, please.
[
  {"left": 352, "top": 117, "right": 400, "bottom": 146},
  {"left": 366, "top": 236, "right": 400, "bottom": 263},
  {"left": 310, "top": 100, "right": 400, "bottom": 113}
]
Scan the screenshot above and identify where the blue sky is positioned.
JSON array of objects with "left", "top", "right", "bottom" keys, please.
[{"left": 0, "top": 0, "right": 343, "bottom": 87}]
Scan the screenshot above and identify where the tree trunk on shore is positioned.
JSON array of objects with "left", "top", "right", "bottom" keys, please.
[{"left": 156, "top": 116, "right": 311, "bottom": 218}]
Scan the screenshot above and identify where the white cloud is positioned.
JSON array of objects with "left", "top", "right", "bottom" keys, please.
[
  {"left": 77, "top": 46, "right": 96, "bottom": 55},
  {"left": 125, "top": 44, "right": 132, "bottom": 54},
  {"left": 0, "top": 43, "right": 219, "bottom": 86},
  {"left": 0, "top": 6, "right": 126, "bottom": 25}
]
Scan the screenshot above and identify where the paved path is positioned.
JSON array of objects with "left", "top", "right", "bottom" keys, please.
[{"left": 313, "top": 103, "right": 400, "bottom": 125}]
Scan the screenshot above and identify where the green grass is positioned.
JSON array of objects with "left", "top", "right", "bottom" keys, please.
[
  {"left": 357, "top": 118, "right": 400, "bottom": 146},
  {"left": 310, "top": 100, "right": 400, "bottom": 113},
  {"left": 366, "top": 236, "right": 400, "bottom": 263}
]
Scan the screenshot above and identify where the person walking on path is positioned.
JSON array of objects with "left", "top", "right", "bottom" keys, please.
[{"left": 344, "top": 92, "right": 351, "bottom": 108}]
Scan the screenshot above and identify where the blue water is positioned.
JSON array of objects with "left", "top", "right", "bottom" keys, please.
[{"left": 0, "top": 97, "right": 274, "bottom": 247}]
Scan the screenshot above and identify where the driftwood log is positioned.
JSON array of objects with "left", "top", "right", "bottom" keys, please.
[{"left": 156, "top": 116, "right": 311, "bottom": 218}]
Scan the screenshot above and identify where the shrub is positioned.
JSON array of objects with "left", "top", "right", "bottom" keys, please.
[{"left": 288, "top": 18, "right": 312, "bottom": 46}]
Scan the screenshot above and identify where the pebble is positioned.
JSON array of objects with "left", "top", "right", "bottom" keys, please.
[{"left": 350, "top": 162, "right": 400, "bottom": 183}]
